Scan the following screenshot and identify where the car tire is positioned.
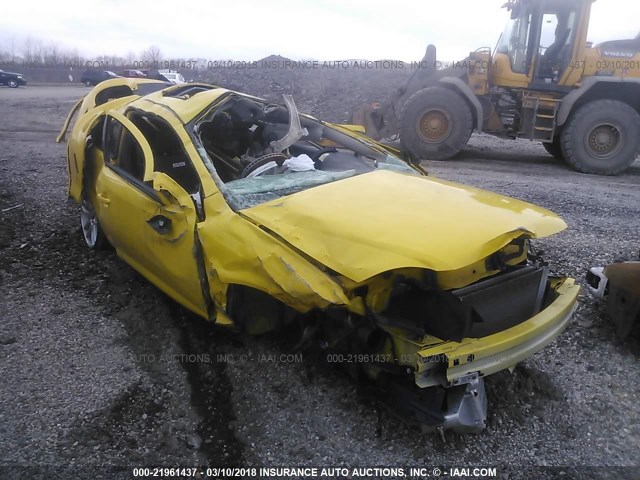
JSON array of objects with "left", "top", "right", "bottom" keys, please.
[
  {"left": 542, "top": 136, "right": 564, "bottom": 161},
  {"left": 84, "top": 80, "right": 92, "bottom": 87},
  {"left": 80, "top": 196, "right": 107, "bottom": 249},
  {"left": 561, "top": 100, "right": 640, "bottom": 175},
  {"left": 398, "top": 86, "right": 473, "bottom": 160},
  {"left": 7, "top": 79, "right": 19, "bottom": 88}
]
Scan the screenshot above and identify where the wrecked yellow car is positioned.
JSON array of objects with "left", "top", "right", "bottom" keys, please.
[{"left": 58, "top": 78, "right": 579, "bottom": 433}]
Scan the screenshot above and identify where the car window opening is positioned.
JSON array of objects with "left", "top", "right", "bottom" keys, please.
[
  {"left": 163, "top": 84, "right": 216, "bottom": 99},
  {"left": 104, "top": 118, "right": 145, "bottom": 181},
  {"left": 127, "top": 110, "right": 200, "bottom": 194},
  {"left": 94, "top": 83, "right": 169, "bottom": 107},
  {"left": 193, "top": 94, "right": 417, "bottom": 209}
]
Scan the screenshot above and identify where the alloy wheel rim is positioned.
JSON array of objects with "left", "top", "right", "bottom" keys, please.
[{"left": 80, "top": 201, "right": 98, "bottom": 247}]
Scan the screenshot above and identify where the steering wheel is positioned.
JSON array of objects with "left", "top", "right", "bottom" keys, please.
[{"left": 240, "top": 153, "right": 288, "bottom": 178}]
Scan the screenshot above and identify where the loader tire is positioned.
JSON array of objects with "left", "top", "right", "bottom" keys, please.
[
  {"left": 561, "top": 100, "right": 640, "bottom": 175},
  {"left": 398, "top": 86, "right": 473, "bottom": 160},
  {"left": 542, "top": 136, "right": 564, "bottom": 160}
]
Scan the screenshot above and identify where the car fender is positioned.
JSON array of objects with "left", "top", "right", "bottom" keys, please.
[{"left": 197, "top": 194, "right": 351, "bottom": 315}]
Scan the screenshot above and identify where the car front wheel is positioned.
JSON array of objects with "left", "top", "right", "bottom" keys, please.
[
  {"left": 80, "top": 197, "right": 107, "bottom": 249},
  {"left": 7, "top": 79, "right": 19, "bottom": 88}
]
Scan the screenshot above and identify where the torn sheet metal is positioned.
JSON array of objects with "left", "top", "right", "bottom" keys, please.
[{"left": 197, "top": 194, "right": 350, "bottom": 312}]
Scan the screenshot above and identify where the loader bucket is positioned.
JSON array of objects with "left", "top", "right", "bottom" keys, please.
[{"left": 351, "top": 103, "right": 385, "bottom": 140}]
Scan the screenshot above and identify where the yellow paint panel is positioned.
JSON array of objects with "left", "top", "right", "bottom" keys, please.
[
  {"left": 141, "top": 87, "right": 229, "bottom": 124},
  {"left": 56, "top": 96, "right": 85, "bottom": 143},
  {"left": 336, "top": 124, "right": 366, "bottom": 133},
  {"left": 241, "top": 170, "right": 566, "bottom": 283},
  {"left": 77, "top": 78, "right": 167, "bottom": 115},
  {"left": 198, "top": 194, "right": 350, "bottom": 313},
  {"left": 66, "top": 96, "right": 137, "bottom": 202},
  {"left": 95, "top": 165, "right": 208, "bottom": 317}
]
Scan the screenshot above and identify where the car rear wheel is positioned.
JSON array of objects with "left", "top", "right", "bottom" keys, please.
[
  {"left": 83, "top": 80, "right": 92, "bottom": 87},
  {"left": 399, "top": 86, "right": 473, "bottom": 160},
  {"left": 561, "top": 100, "right": 640, "bottom": 175},
  {"left": 7, "top": 79, "right": 19, "bottom": 88},
  {"left": 80, "top": 197, "right": 107, "bottom": 249}
]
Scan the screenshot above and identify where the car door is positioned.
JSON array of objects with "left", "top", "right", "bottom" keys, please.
[{"left": 95, "top": 111, "right": 208, "bottom": 317}]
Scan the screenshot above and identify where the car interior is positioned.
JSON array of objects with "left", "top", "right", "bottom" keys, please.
[
  {"left": 127, "top": 110, "right": 200, "bottom": 194},
  {"left": 94, "top": 91, "right": 414, "bottom": 209},
  {"left": 103, "top": 118, "right": 145, "bottom": 181},
  {"left": 99, "top": 109, "right": 201, "bottom": 197},
  {"left": 194, "top": 94, "right": 394, "bottom": 184}
]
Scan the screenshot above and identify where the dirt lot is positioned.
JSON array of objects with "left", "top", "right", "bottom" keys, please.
[{"left": 0, "top": 84, "right": 639, "bottom": 480}]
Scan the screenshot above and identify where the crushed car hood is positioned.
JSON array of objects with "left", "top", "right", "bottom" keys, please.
[{"left": 240, "top": 170, "right": 566, "bottom": 283}]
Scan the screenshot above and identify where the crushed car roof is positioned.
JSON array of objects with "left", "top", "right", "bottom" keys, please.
[
  {"left": 133, "top": 83, "right": 233, "bottom": 123},
  {"left": 81, "top": 78, "right": 251, "bottom": 124}
]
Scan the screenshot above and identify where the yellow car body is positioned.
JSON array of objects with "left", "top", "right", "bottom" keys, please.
[{"left": 59, "top": 78, "right": 579, "bottom": 432}]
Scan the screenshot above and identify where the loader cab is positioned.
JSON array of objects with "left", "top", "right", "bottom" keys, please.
[{"left": 491, "top": 0, "right": 592, "bottom": 90}]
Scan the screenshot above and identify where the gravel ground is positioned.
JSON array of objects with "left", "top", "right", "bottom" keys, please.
[{"left": 0, "top": 85, "right": 639, "bottom": 480}]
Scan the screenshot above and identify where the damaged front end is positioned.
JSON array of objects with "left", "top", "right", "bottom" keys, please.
[
  {"left": 193, "top": 100, "right": 579, "bottom": 432},
  {"left": 208, "top": 212, "right": 579, "bottom": 433},
  {"left": 308, "top": 243, "right": 578, "bottom": 433}
]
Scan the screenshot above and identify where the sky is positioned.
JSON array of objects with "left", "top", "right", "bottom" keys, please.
[{"left": 0, "top": 0, "right": 639, "bottom": 63}]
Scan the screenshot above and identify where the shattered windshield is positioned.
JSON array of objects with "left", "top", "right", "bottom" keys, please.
[{"left": 193, "top": 93, "right": 419, "bottom": 210}]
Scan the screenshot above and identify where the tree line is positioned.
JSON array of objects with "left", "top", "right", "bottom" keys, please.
[{"left": 0, "top": 37, "right": 166, "bottom": 68}]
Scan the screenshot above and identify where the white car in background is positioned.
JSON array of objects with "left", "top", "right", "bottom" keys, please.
[{"left": 158, "top": 70, "right": 186, "bottom": 84}]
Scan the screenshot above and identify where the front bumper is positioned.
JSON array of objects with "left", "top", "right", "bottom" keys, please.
[{"left": 415, "top": 278, "right": 579, "bottom": 387}]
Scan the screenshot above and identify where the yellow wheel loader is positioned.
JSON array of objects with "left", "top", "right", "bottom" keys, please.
[{"left": 355, "top": 0, "right": 640, "bottom": 175}]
